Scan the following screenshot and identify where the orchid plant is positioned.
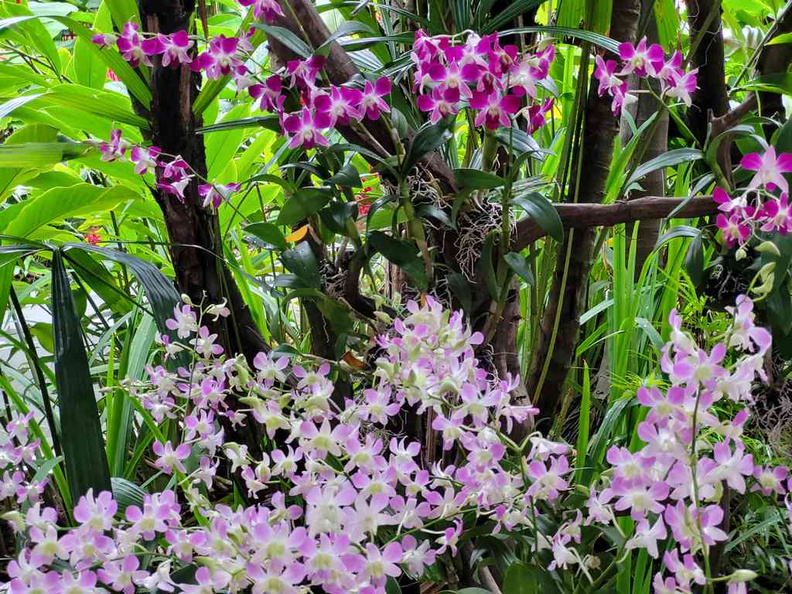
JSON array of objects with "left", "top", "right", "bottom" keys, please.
[{"left": 3, "top": 292, "right": 791, "bottom": 593}]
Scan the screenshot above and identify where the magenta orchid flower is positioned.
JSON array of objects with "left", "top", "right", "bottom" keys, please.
[
  {"left": 314, "top": 86, "right": 363, "bottom": 126},
  {"left": 717, "top": 213, "right": 751, "bottom": 247},
  {"left": 249, "top": 74, "right": 283, "bottom": 113},
  {"left": 116, "top": 22, "right": 151, "bottom": 67},
  {"left": 470, "top": 90, "right": 520, "bottom": 130},
  {"left": 141, "top": 30, "right": 193, "bottom": 67},
  {"left": 239, "top": 0, "right": 284, "bottom": 23},
  {"left": 152, "top": 440, "right": 191, "bottom": 474},
  {"left": 618, "top": 37, "right": 665, "bottom": 77},
  {"left": 416, "top": 86, "right": 459, "bottom": 124},
  {"left": 91, "top": 33, "right": 117, "bottom": 49},
  {"left": 197, "top": 35, "right": 242, "bottom": 79},
  {"left": 283, "top": 108, "right": 332, "bottom": 149},
  {"left": 130, "top": 145, "right": 161, "bottom": 175},
  {"left": 198, "top": 182, "right": 240, "bottom": 209},
  {"left": 100, "top": 129, "right": 129, "bottom": 162},
  {"left": 760, "top": 194, "right": 792, "bottom": 234},
  {"left": 358, "top": 77, "right": 392, "bottom": 120},
  {"left": 741, "top": 146, "right": 792, "bottom": 194},
  {"left": 662, "top": 68, "right": 698, "bottom": 107}
]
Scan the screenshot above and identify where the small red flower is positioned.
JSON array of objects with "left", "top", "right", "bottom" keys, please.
[{"left": 84, "top": 231, "right": 102, "bottom": 246}]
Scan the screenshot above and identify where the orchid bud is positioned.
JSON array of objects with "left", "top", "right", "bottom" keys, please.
[
  {"left": 729, "top": 569, "right": 758, "bottom": 583},
  {"left": 735, "top": 246, "right": 747, "bottom": 261},
  {"left": 755, "top": 240, "right": 781, "bottom": 257}
]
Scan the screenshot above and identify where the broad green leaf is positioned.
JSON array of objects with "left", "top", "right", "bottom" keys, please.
[
  {"left": 497, "top": 26, "right": 620, "bottom": 53},
  {"left": 0, "top": 124, "right": 59, "bottom": 203},
  {"left": 110, "top": 477, "right": 146, "bottom": 514},
  {"left": 504, "top": 252, "right": 535, "bottom": 285},
  {"left": 327, "top": 163, "right": 362, "bottom": 188},
  {"left": 37, "top": 83, "right": 148, "bottom": 129},
  {"left": 73, "top": 37, "right": 106, "bottom": 89},
  {"left": 0, "top": 185, "right": 138, "bottom": 238},
  {"left": 655, "top": 225, "right": 701, "bottom": 249},
  {"left": 454, "top": 168, "right": 505, "bottom": 189},
  {"left": 103, "top": 0, "right": 140, "bottom": 29},
  {"left": 281, "top": 242, "right": 321, "bottom": 289},
  {"left": 482, "top": 0, "right": 546, "bottom": 33},
  {"left": 277, "top": 188, "right": 332, "bottom": 225},
  {"left": 206, "top": 103, "right": 250, "bottom": 178},
  {"left": 402, "top": 118, "right": 453, "bottom": 175},
  {"left": 67, "top": 244, "right": 182, "bottom": 340},
  {"left": 511, "top": 192, "right": 564, "bottom": 242},
  {"left": 0, "top": 94, "right": 43, "bottom": 119},
  {"left": 0, "top": 141, "right": 93, "bottom": 168},
  {"left": 368, "top": 230, "right": 427, "bottom": 290},
  {"left": 52, "top": 249, "right": 112, "bottom": 502},
  {"left": 625, "top": 148, "right": 703, "bottom": 189},
  {"left": 245, "top": 222, "right": 288, "bottom": 251},
  {"left": 254, "top": 23, "right": 312, "bottom": 58}
]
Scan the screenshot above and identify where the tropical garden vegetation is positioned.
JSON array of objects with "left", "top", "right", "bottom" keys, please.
[{"left": 0, "top": 0, "right": 791, "bottom": 592}]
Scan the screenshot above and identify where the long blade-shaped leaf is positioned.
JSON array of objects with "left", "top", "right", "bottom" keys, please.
[{"left": 52, "top": 249, "right": 111, "bottom": 501}]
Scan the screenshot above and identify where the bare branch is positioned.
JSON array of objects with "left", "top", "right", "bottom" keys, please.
[{"left": 512, "top": 195, "right": 717, "bottom": 251}]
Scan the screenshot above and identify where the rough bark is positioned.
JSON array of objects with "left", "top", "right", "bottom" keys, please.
[
  {"left": 524, "top": 0, "right": 642, "bottom": 424},
  {"left": 512, "top": 196, "right": 719, "bottom": 249},
  {"left": 757, "top": 7, "right": 792, "bottom": 130},
  {"left": 623, "top": 0, "right": 669, "bottom": 276},
  {"left": 138, "top": 0, "right": 265, "bottom": 455},
  {"left": 686, "top": 0, "right": 729, "bottom": 144}
]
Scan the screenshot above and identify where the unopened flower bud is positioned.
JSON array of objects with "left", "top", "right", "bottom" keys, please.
[
  {"left": 729, "top": 569, "right": 758, "bottom": 583},
  {"left": 735, "top": 246, "right": 748, "bottom": 261},
  {"left": 755, "top": 240, "right": 781, "bottom": 257}
]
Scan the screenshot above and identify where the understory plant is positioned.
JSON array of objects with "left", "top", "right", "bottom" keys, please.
[
  {"left": 1, "top": 0, "right": 792, "bottom": 592},
  {"left": 4, "top": 292, "right": 792, "bottom": 593}
]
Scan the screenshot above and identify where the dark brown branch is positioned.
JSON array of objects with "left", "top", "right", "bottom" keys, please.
[{"left": 512, "top": 196, "right": 717, "bottom": 250}]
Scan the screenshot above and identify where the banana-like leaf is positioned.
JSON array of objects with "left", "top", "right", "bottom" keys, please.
[{"left": 52, "top": 249, "right": 112, "bottom": 502}]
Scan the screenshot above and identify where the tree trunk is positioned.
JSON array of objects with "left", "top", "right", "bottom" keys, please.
[
  {"left": 623, "top": 0, "right": 669, "bottom": 277},
  {"left": 138, "top": 0, "right": 265, "bottom": 456},
  {"left": 686, "top": 0, "right": 729, "bottom": 144},
  {"left": 525, "top": 0, "right": 642, "bottom": 425}
]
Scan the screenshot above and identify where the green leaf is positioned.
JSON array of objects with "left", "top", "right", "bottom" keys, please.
[
  {"left": 625, "top": 148, "right": 703, "bottom": 189},
  {"left": 479, "top": 233, "right": 499, "bottom": 299},
  {"left": 497, "top": 26, "right": 620, "bottom": 53},
  {"left": 503, "top": 561, "right": 560, "bottom": 594},
  {"left": 415, "top": 203, "right": 455, "bottom": 229},
  {"left": 245, "top": 222, "right": 288, "bottom": 250},
  {"left": 327, "top": 163, "right": 362, "bottom": 188},
  {"left": 368, "top": 230, "right": 427, "bottom": 290},
  {"left": 38, "top": 83, "right": 148, "bottom": 129},
  {"left": 0, "top": 94, "right": 43, "bottom": 119},
  {"left": 74, "top": 37, "right": 105, "bottom": 89},
  {"left": 447, "top": 272, "right": 473, "bottom": 314},
  {"left": 684, "top": 229, "right": 705, "bottom": 289},
  {"left": 254, "top": 24, "right": 312, "bottom": 58},
  {"left": 67, "top": 244, "right": 182, "bottom": 340},
  {"left": 0, "top": 141, "right": 92, "bottom": 167},
  {"left": 654, "top": 225, "right": 701, "bottom": 249},
  {"left": 511, "top": 193, "right": 564, "bottom": 242},
  {"left": 768, "top": 32, "right": 792, "bottom": 45},
  {"left": 320, "top": 201, "right": 359, "bottom": 237},
  {"left": 52, "top": 249, "right": 111, "bottom": 502},
  {"left": 317, "top": 21, "right": 375, "bottom": 52},
  {"left": 453, "top": 168, "right": 505, "bottom": 189},
  {"left": 736, "top": 72, "right": 792, "bottom": 95},
  {"left": 111, "top": 477, "right": 147, "bottom": 514},
  {"left": 402, "top": 119, "right": 453, "bottom": 175},
  {"left": 504, "top": 252, "right": 535, "bottom": 285},
  {"left": 281, "top": 242, "right": 321, "bottom": 289},
  {"left": 277, "top": 188, "right": 332, "bottom": 225},
  {"left": 482, "top": 0, "right": 546, "bottom": 33},
  {"left": 0, "top": 185, "right": 138, "bottom": 238},
  {"left": 206, "top": 104, "right": 250, "bottom": 178}
]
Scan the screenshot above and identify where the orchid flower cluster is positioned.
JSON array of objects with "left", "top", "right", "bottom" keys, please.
[
  {"left": 594, "top": 37, "right": 698, "bottom": 115},
  {"left": 714, "top": 146, "right": 792, "bottom": 248},
  {"left": 95, "top": 130, "right": 239, "bottom": 208},
  {"left": 410, "top": 30, "right": 555, "bottom": 132},
  {"left": 3, "top": 295, "right": 790, "bottom": 593}
]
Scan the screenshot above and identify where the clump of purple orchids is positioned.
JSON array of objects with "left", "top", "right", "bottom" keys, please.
[
  {"left": 594, "top": 38, "right": 698, "bottom": 115},
  {"left": 714, "top": 147, "right": 792, "bottom": 248},
  {"left": 3, "top": 291, "right": 791, "bottom": 593}
]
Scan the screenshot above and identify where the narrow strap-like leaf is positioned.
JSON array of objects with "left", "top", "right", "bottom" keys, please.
[{"left": 52, "top": 248, "right": 111, "bottom": 502}]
